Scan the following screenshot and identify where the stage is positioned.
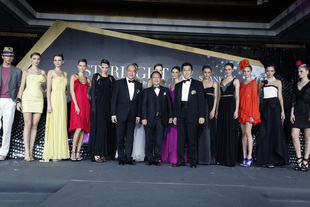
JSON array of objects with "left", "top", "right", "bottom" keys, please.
[{"left": 0, "top": 159, "right": 309, "bottom": 207}]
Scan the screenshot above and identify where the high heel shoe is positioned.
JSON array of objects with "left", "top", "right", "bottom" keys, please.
[
  {"left": 294, "top": 157, "right": 303, "bottom": 171},
  {"left": 301, "top": 158, "right": 309, "bottom": 172},
  {"left": 76, "top": 151, "right": 82, "bottom": 161},
  {"left": 244, "top": 158, "right": 253, "bottom": 167},
  {"left": 70, "top": 151, "right": 77, "bottom": 161},
  {"left": 240, "top": 158, "right": 247, "bottom": 166}
]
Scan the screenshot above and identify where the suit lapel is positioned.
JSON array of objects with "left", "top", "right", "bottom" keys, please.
[
  {"left": 188, "top": 80, "right": 193, "bottom": 102},
  {"left": 123, "top": 79, "right": 130, "bottom": 101},
  {"left": 132, "top": 80, "right": 138, "bottom": 101}
]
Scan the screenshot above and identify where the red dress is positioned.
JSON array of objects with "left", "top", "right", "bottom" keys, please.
[
  {"left": 239, "top": 80, "right": 261, "bottom": 125},
  {"left": 69, "top": 75, "right": 90, "bottom": 133}
]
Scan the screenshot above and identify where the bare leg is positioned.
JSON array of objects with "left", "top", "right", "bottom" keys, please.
[
  {"left": 29, "top": 113, "right": 41, "bottom": 161},
  {"left": 240, "top": 123, "right": 247, "bottom": 166},
  {"left": 302, "top": 128, "right": 310, "bottom": 170},
  {"left": 292, "top": 128, "right": 302, "bottom": 169},
  {"left": 245, "top": 122, "right": 253, "bottom": 166},
  {"left": 23, "top": 113, "right": 33, "bottom": 161},
  {"left": 71, "top": 128, "right": 82, "bottom": 160},
  {"left": 76, "top": 130, "right": 85, "bottom": 160}
]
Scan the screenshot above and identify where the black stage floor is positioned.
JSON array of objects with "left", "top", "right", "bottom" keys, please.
[{"left": 0, "top": 159, "right": 309, "bottom": 207}]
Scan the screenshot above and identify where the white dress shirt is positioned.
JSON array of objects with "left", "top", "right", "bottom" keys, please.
[
  {"left": 154, "top": 86, "right": 160, "bottom": 96},
  {"left": 181, "top": 78, "right": 192, "bottom": 101},
  {"left": 126, "top": 77, "right": 134, "bottom": 100}
]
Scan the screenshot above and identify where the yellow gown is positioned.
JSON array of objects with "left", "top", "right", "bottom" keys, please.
[
  {"left": 42, "top": 70, "right": 69, "bottom": 161},
  {"left": 22, "top": 74, "right": 46, "bottom": 113}
]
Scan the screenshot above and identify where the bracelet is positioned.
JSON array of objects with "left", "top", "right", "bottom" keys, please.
[{"left": 16, "top": 98, "right": 22, "bottom": 103}]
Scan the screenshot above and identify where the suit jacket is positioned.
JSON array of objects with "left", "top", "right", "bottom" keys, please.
[
  {"left": 141, "top": 86, "right": 173, "bottom": 127},
  {"left": 0, "top": 65, "right": 22, "bottom": 101},
  {"left": 173, "top": 79, "right": 205, "bottom": 123},
  {"left": 111, "top": 78, "right": 142, "bottom": 122}
]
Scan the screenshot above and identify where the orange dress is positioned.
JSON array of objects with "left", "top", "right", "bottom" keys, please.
[{"left": 239, "top": 80, "right": 261, "bottom": 125}]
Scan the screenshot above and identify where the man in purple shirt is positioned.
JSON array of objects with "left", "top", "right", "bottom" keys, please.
[{"left": 0, "top": 47, "right": 22, "bottom": 160}]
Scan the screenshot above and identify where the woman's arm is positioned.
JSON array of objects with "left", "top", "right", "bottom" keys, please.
[
  {"left": 277, "top": 80, "right": 285, "bottom": 120},
  {"left": 215, "top": 80, "right": 221, "bottom": 119},
  {"left": 46, "top": 70, "right": 53, "bottom": 113},
  {"left": 16, "top": 70, "right": 28, "bottom": 112},
  {"left": 234, "top": 79, "right": 240, "bottom": 119},
  {"left": 258, "top": 81, "right": 263, "bottom": 106},
  {"left": 210, "top": 81, "right": 217, "bottom": 119},
  {"left": 70, "top": 75, "right": 80, "bottom": 115}
]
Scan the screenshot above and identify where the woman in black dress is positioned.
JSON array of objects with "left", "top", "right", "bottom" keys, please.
[
  {"left": 290, "top": 62, "right": 310, "bottom": 171},
  {"left": 256, "top": 65, "right": 288, "bottom": 168},
  {"left": 198, "top": 65, "right": 217, "bottom": 164},
  {"left": 216, "top": 63, "right": 240, "bottom": 167},
  {"left": 89, "top": 59, "right": 116, "bottom": 162}
]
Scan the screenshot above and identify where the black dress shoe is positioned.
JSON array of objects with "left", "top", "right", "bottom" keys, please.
[
  {"left": 153, "top": 161, "right": 161, "bottom": 166},
  {"left": 118, "top": 161, "right": 124, "bottom": 165},
  {"left": 190, "top": 164, "right": 197, "bottom": 168},
  {"left": 127, "top": 160, "right": 136, "bottom": 165},
  {"left": 146, "top": 161, "right": 153, "bottom": 165},
  {"left": 172, "top": 162, "right": 185, "bottom": 167}
]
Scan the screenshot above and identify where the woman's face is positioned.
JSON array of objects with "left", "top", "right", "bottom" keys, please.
[
  {"left": 171, "top": 68, "right": 180, "bottom": 79},
  {"left": 154, "top": 66, "right": 163, "bottom": 74},
  {"left": 224, "top": 65, "right": 233, "bottom": 76},
  {"left": 265, "top": 66, "right": 275, "bottom": 78},
  {"left": 31, "top": 55, "right": 40, "bottom": 67},
  {"left": 77, "top": 61, "right": 87, "bottom": 73},
  {"left": 298, "top": 67, "right": 309, "bottom": 79},
  {"left": 53, "top": 56, "right": 64, "bottom": 68},
  {"left": 203, "top": 68, "right": 212, "bottom": 79},
  {"left": 243, "top": 66, "right": 252, "bottom": 78},
  {"left": 100, "top": 63, "right": 109, "bottom": 74}
]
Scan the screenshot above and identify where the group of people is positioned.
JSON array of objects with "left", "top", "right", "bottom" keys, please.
[{"left": 0, "top": 46, "right": 309, "bottom": 171}]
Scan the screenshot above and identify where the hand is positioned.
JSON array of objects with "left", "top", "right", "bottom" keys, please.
[
  {"left": 281, "top": 111, "right": 285, "bottom": 121},
  {"left": 168, "top": 118, "right": 173, "bottom": 124},
  {"left": 209, "top": 109, "right": 215, "bottom": 119},
  {"left": 199, "top": 117, "right": 205, "bottom": 124},
  {"left": 233, "top": 111, "right": 238, "bottom": 119},
  {"left": 173, "top": 117, "right": 177, "bottom": 125},
  {"left": 75, "top": 105, "right": 80, "bottom": 115},
  {"left": 16, "top": 102, "right": 22, "bottom": 112},
  {"left": 290, "top": 114, "right": 295, "bottom": 124},
  {"left": 142, "top": 119, "right": 147, "bottom": 126},
  {"left": 47, "top": 105, "right": 53, "bottom": 113},
  {"left": 250, "top": 117, "right": 254, "bottom": 123},
  {"left": 111, "top": 116, "right": 117, "bottom": 123},
  {"left": 135, "top": 117, "right": 140, "bottom": 124},
  {"left": 88, "top": 96, "right": 91, "bottom": 101}
]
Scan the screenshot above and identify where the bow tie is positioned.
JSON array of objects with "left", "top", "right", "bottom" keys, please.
[
  {"left": 153, "top": 86, "right": 160, "bottom": 90},
  {"left": 183, "top": 78, "right": 191, "bottom": 83},
  {"left": 128, "top": 80, "right": 134, "bottom": 83}
]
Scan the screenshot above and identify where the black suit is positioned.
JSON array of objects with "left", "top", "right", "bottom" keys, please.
[
  {"left": 173, "top": 79, "right": 205, "bottom": 165},
  {"left": 142, "top": 86, "right": 173, "bottom": 162},
  {"left": 111, "top": 78, "right": 142, "bottom": 162}
]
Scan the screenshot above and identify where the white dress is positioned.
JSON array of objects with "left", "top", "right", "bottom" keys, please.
[{"left": 131, "top": 122, "right": 146, "bottom": 161}]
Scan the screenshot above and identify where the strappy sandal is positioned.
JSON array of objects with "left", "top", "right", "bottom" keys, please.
[
  {"left": 240, "top": 158, "right": 247, "bottom": 166},
  {"left": 301, "top": 158, "right": 309, "bottom": 172},
  {"left": 76, "top": 151, "right": 82, "bottom": 161},
  {"left": 94, "top": 155, "right": 104, "bottom": 163},
  {"left": 294, "top": 157, "right": 303, "bottom": 171},
  {"left": 101, "top": 156, "right": 107, "bottom": 162},
  {"left": 71, "top": 151, "right": 77, "bottom": 161}
]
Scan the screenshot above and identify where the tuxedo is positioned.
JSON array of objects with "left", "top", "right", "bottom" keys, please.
[
  {"left": 173, "top": 78, "right": 204, "bottom": 165},
  {"left": 111, "top": 78, "right": 142, "bottom": 162},
  {"left": 142, "top": 86, "right": 173, "bottom": 162}
]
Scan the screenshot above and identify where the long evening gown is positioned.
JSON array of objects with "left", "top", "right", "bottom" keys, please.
[
  {"left": 256, "top": 82, "right": 288, "bottom": 166},
  {"left": 69, "top": 74, "right": 90, "bottom": 133},
  {"left": 42, "top": 71, "right": 69, "bottom": 161},
  {"left": 216, "top": 78, "right": 239, "bottom": 167},
  {"left": 89, "top": 74, "right": 116, "bottom": 160}
]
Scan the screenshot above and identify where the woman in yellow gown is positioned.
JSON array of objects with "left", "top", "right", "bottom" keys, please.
[
  {"left": 41, "top": 54, "right": 70, "bottom": 162},
  {"left": 17, "top": 52, "right": 46, "bottom": 161}
]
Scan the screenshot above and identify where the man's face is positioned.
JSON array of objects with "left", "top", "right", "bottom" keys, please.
[
  {"left": 126, "top": 65, "right": 136, "bottom": 80},
  {"left": 182, "top": 66, "right": 193, "bottom": 79},
  {"left": 151, "top": 73, "right": 161, "bottom": 86},
  {"left": 2, "top": 55, "right": 14, "bottom": 65}
]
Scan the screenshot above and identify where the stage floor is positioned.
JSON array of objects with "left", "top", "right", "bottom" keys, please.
[{"left": 0, "top": 159, "right": 309, "bottom": 207}]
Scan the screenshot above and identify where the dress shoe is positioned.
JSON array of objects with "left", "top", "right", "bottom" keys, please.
[
  {"left": 146, "top": 161, "right": 153, "bottom": 166},
  {"left": 127, "top": 160, "right": 136, "bottom": 165},
  {"left": 190, "top": 163, "right": 197, "bottom": 168},
  {"left": 118, "top": 161, "right": 124, "bottom": 165},
  {"left": 153, "top": 161, "right": 161, "bottom": 166},
  {"left": 172, "top": 162, "right": 185, "bottom": 167}
]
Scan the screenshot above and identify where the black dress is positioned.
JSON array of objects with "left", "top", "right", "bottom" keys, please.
[
  {"left": 216, "top": 79, "right": 238, "bottom": 167},
  {"left": 198, "top": 87, "right": 216, "bottom": 164},
  {"left": 292, "top": 82, "right": 310, "bottom": 128},
  {"left": 88, "top": 74, "right": 116, "bottom": 160},
  {"left": 255, "top": 83, "right": 288, "bottom": 166}
]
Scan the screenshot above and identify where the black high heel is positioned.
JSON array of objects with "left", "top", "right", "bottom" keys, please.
[
  {"left": 301, "top": 158, "right": 309, "bottom": 172},
  {"left": 294, "top": 157, "right": 303, "bottom": 171}
]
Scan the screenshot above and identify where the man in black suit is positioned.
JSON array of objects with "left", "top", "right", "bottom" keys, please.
[
  {"left": 173, "top": 63, "right": 205, "bottom": 168},
  {"left": 111, "top": 64, "right": 142, "bottom": 165},
  {"left": 142, "top": 71, "right": 173, "bottom": 166}
]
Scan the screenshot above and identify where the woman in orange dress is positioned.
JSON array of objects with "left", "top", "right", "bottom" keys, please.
[{"left": 238, "top": 60, "right": 261, "bottom": 167}]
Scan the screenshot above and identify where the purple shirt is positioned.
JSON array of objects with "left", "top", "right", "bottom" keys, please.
[{"left": 0, "top": 66, "right": 11, "bottom": 98}]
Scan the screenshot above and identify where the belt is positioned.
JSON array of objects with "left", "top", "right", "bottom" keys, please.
[{"left": 221, "top": 94, "right": 234, "bottom": 97}]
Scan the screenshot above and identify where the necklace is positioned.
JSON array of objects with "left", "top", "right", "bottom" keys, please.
[{"left": 266, "top": 77, "right": 276, "bottom": 83}]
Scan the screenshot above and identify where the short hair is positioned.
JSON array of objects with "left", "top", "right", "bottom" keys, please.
[
  {"left": 181, "top": 62, "right": 193, "bottom": 71},
  {"left": 30, "top": 52, "right": 41, "bottom": 58},
  {"left": 202, "top": 65, "right": 212, "bottom": 72},
  {"left": 225, "top": 63, "right": 234, "bottom": 69},
  {"left": 154, "top": 63, "right": 163, "bottom": 70},
  {"left": 126, "top": 64, "right": 136, "bottom": 70},
  {"left": 171, "top": 66, "right": 180, "bottom": 72},
  {"left": 78, "top": 59, "right": 87, "bottom": 65},
  {"left": 151, "top": 71, "right": 162, "bottom": 78},
  {"left": 54, "top": 54, "right": 64, "bottom": 60},
  {"left": 100, "top": 59, "right": 110, "bottom": 67}
]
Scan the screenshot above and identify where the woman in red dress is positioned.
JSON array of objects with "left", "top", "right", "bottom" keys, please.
[
  {"left": 238, "top": 60, "right": 261, "bottom": 167},
  {"left": 69, "top": 59, "right": 91, "bottom": 161}
]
